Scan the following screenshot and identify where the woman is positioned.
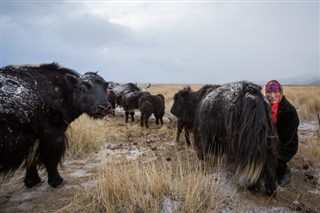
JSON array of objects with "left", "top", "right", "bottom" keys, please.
[{"left": 265, "top": 80, "right": 299, "bottom": 187}]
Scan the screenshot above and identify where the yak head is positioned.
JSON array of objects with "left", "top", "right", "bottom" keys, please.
[
  {"left": 66, "top": 72, "right": 112, "bottom": 118},
  {"left": 170, "top": 86, "right": 192, "bottom": 118}
]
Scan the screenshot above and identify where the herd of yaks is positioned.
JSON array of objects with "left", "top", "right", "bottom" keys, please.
[{"left": 0, "top": 63, "right": 279, "bottom": 197}]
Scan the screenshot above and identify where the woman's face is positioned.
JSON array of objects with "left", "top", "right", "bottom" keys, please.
[{"left": 266, "top": 91, "right": 281, "bottom": 104}]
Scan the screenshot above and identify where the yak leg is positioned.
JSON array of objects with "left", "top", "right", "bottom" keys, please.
[
  {"left": 130, "top": 111, "right": 135, "bottom": 122},
  {"left": 24, "top": 164, "right": 41, "bottom": 188},
  {"left": 125, "top": 111, "right": 129, "bottom": 123},
  {"left": 176, "top": 120, "right": 184, "bottom": 143},
  {"left": 140, "top": 113, "right": 144, "bottom": 127},
  {"left": 184, "top": 128, "right": 191, "bottom": 146},
  {"left": 144, "top": 112, "right": 152, "bottom": 128},
  {"left": 264, "top": 148, "right": 277, "bottom": 196},
  {"left": 154, "top": 113, "right": 159, "bottom": 125},
  {"left": 144, "top": 115, "right": 149, "bottom": 128},
  {"left": 39, "top": 131, "right": 65, "bottom": 188}
]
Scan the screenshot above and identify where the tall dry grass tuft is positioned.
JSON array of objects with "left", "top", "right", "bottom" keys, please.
[
  {"left": 282, "top": 85, "right": 320, "bottom": 121},
  {"left": 66, "top": 114, "right": 109, "bottom": 157},
  {"left": 68, "top": 150, "right": 228, "bottom": 213},
  {"left": 295, "top": 135, "right": 320, "bottom": 169}
]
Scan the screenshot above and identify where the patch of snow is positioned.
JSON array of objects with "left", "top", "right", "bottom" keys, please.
[
  {"left": 159, "top": 196, "right": 180, "bottom": 213},
  {"left": 5, "top": 202, "right": 34, "bottom": 213},
  {"left": 82, "top": 180, "right": 96, "bottom": 189},
  {"left": 69, "top": 169, "right": 92, "bottom": 177},
  {"left": 126, "top": 148, "right": 143, "bottom": 160},
  {"left": 298, "top": 120, "right": 319, "bottom": 131},
  {"left": 10, "top": 191, "right": 38, "bottom": 202},
  {"left": 309, "top": 189, "right": 320, "bottom": 196}
]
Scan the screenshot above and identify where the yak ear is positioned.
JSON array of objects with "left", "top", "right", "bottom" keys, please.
[{"left": 65, "top": 74, "right": 79, "bottom": 86}]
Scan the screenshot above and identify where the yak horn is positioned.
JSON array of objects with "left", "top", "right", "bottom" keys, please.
[{"left": 145, "top": 82, "right": 151, "bottom": 89}]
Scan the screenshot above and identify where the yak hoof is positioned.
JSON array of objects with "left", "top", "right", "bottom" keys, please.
[
  {"left": 247, "top": 182, "right": 261, "bottom": 193},
  {"left": 265, "top": 186, "right": 277, "bottom": 197},
  {"left": 266, "top": 188, "right": 277, "bottom": 197},
  {"left": 24, "top": 175, "right": 41, "bottom": 188},
  {"left": 48, "top": 175, "right": 64, "bottom": 188},
  {"left": 265, "top": 180, "right": 277, "bottom": 197}
]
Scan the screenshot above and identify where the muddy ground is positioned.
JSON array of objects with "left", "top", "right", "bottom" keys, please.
[{"left": 1, "top": 113, "right": 319, "bottom": 213}]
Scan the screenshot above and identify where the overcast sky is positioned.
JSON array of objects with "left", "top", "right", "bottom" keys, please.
[{"left": 1, "top": 0, "right": 319, "bottom": 84}]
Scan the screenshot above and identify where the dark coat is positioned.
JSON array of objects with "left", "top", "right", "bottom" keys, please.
[{"left": 276, "top": 96, "right": 299, "bottom": 162}]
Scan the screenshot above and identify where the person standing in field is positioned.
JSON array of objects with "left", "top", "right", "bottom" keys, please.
[{"left": 265, "top": 80, "right": 299, "bottom": 187}]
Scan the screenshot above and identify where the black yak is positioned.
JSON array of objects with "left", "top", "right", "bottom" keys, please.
[
  {"left": 170, "top": 85, "right": 220, "bottom": 145},
  {"left": 193, "top": 81, "right": 279, "bottom": 196},
  {"left": 139, "top": 94, "right": 165, "bottom": 128},
  {"left": 0, "top": 63, "right": 112, "bottom": 188}
]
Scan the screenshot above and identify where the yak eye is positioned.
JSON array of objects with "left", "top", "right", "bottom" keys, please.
[{"left": 103, "top": 82, "right": 109, "bottom": 89}]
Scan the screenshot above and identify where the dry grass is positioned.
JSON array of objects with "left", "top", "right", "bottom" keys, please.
[
  {"left": 294, "top": 135, "right": 320, "bottom": 168},
  {"left": 150, "top": 84, "right": 320, "bottom": 121},
  {"left": 67, "top": 151, "right": 228, "bottom": 213},
  {"left": 62, "top": 84, "right": 319, "bottom": 212},
  {"left": 282, "top": 85, "right": 320, "bottom": 121},
  {"left": 66, "top": 114, "right": 108, "bottom": 158}
]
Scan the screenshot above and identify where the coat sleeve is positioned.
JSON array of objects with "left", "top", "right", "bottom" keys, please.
[
  {"left": 278, "top": 108, "right": 299, "bottom": 145},
  {"left": 278, "top": 108, "right": 299, "bottom": 162}
]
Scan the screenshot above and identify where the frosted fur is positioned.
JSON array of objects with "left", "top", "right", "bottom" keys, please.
[
  {"left": 0, "top": 63, "right": 112, "bottom": 188},
  {"left": 194, "top": 81, "right": 278, "bottom": 195},
  {"left": 0, "top": 74, "right": 37, "bottom": 123}
]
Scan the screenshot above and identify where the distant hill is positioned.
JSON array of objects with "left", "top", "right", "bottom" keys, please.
[{"left": 278, "top": 73, "right": 320, "bottom": 85}]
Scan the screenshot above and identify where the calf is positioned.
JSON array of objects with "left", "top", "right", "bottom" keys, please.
[
  {"left": 170, "top": 84, "right": 220, "bottom": 145},
  {"left": 0, "top": 63, "right": 112, "bottom": 188},
  {"left": 139, "top": 94, "right": 165, "bottom": 128},
  {"left": 121, "top": 91, "right": 150, "bottom": 123}
]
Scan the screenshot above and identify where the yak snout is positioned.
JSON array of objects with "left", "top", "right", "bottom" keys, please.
[{"left": 93, "top": 102, "right": 112, "bottom": 118}]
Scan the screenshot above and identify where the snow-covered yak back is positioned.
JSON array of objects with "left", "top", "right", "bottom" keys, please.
[
  {"left": 0, "top": 63, "right": 112, "bottom": 188},
  {"left": 193, "top": 81, "right": 279, "bottom": 196},
  {"left": 170, "top": 84, "right": 220, "bottom": 146}
]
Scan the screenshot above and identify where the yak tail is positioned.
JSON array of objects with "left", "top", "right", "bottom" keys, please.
[{"left": 227, "top": 91, "right": 270, "bottom": 186}]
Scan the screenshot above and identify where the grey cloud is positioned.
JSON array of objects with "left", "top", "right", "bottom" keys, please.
[
  {"left": 1, "top": 2, "right": 319, "bottom": 84},
  {"left": 57, "top": 14, "right": 133, "bottom": 48}
]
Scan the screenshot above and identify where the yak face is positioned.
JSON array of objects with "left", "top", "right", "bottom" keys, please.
[
  {"left": 66, "top": 72, "right": 112, "bottom": 118},
  {"left": 170, "top": 87, "right": 192, "bottom": 117}
]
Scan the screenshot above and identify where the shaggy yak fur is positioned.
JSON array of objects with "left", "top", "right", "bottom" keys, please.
[
  {"left": 193, "top": 81, "right": 279, "bottom": 196},
  {"left": 170, "top": 84, "right": 220, "bottom": 145},
  {"left": 139, "top": 94, "right": 165, "bottom": 128},
  {"left": 0, "top": 63, "right": 112, "bottom": 188}
]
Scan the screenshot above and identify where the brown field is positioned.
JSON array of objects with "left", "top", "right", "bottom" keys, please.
[{"left": 1, "top": 84, "right": 319, "bottom": 213}]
